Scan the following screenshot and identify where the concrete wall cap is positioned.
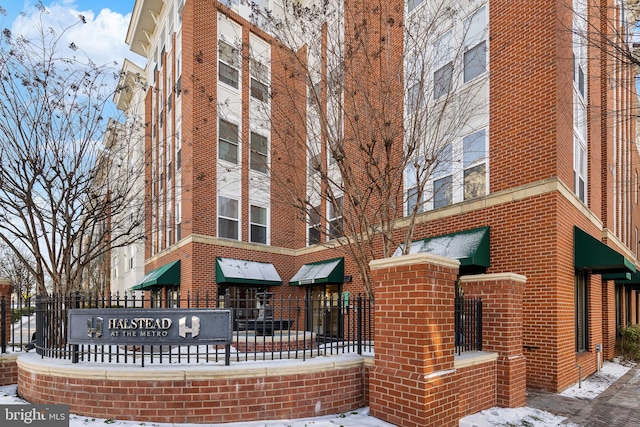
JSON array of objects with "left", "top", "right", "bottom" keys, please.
[
  {"left": 459, "top": 272, "right": 527, "bottom": 283},
  {"left": 370, "top": 253, "right": 460, "bottom": 270}
]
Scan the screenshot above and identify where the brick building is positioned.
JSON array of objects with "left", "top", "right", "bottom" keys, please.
[{"left": 123, "top": 0, "right": 640, "bottom": 394}]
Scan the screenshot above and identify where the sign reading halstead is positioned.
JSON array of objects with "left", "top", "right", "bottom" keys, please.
[{"left": 67, "top": 308, "right": 233, "bottom": 346}]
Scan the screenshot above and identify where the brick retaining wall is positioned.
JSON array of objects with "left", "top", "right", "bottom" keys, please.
[{"left": 17, "top": 353, "right": 370, "bottom": 424}]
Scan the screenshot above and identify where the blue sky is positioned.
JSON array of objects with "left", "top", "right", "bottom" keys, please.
[{"left": 0, "top": 0, "right": 144, "bottom": 67}]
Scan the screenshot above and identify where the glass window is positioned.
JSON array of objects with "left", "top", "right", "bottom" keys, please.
[
  {"left": 250, "top": 58, "right": 269, "bottom": 101},
  {"left": 250, "top": 132, "right": 268, "bottom": 173},
  {"left": 463, "top": 129, "right": 486, "bottom": 167},
  {"left": 408, "top": 0, "right": 425, "bottom": 13},
  {"left": 434, "top": 62, "right": 453, "bottom": 99},
  {"left": 250, "top": 205, "right": 267, "bottom": 244},
  {"left": 463, "top": 41, "right": 486, "bottom": 82},
  {"left": 434, "top": 176, "right": 453, "bottom": 208},
  {"left": 575, "top": 271, "right": 588, "bottom": 352},
  {"left": 218, "top": 196, "right": 239, "bottom": 239},
  {"left": 219, "top": 40, "right": 239, "bottom": 88},
  {"left": 308, "top": 205, "right": 321, "bottom": 245},
  {"left": 328, "top": 196, "right": 344, "bottom": 239},
  {"left": 219, "top": 119, "right": 239, "bottom": 164},
  {"left": 406, "top": 158, "right": 424, "bottom": 214},
  {"left": 574, "top": 139, "right": 587, "bottom": 203},
  {"left": 433, "top": 144, "right": 452, "bottom": 209},
  {"left": 464, "top": 164, "right": 486, "bottom": 200}
]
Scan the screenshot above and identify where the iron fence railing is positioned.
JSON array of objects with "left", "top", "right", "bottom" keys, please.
[
  {"left": 2, "top": 291, "right": 482, "bottom": 362},
  {"left": 2, "top": 290, "right": 375, "bottom": 366},
  {"left": 455, "top": 296, "right": 483, "bottom": 355}
]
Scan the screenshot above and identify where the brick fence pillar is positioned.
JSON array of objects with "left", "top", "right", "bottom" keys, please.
[
  {"left": 459, "top": 273, "right": 527, "bottom": 408},
  {"left": 0, "top": 279, "right": 11, "bottom": 349},
  {"left": 369, "top": 253, "right": 460, "bottom": 427}
]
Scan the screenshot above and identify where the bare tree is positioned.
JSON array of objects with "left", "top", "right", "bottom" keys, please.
[
  {"left": 240, "top": 0, "right": 489, "bottom": 296},
  {"left": 0, "top": 5, "right": 146, "bottom": 295},
  {"left": 0, "top": 246, "right": 35, "bottom": 306}
]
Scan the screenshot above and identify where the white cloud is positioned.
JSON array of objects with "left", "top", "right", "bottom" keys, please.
[{"left": 10, "top": 1, "right": 143, "bottom": 69}]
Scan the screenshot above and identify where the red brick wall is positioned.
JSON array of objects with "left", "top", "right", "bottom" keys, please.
[
  {"left": 0, "top": 354, "right": 18, "bottom": 386},
  {"left": 455, "top": 357, "right": 498, "bottom": 418},
  {"left": 369, "top": 254, "right": 460, "bottom": 427},
  {"left": 17, "top": 355, "right": 368, "bottom": 424},
  {"left": 460, "top": 273, "right": 527, "bottom": 407},
  {"left": 1, "top": 280, "right": 12, "bottom": 348}
]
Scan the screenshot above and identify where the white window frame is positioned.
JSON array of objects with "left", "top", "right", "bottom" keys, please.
[
  {"left": 250, "top": 204, "right": 268, "bottom": 244},
  {"left": 218, "top": 119, "right": 239, "bottom": 164},
  {"left": 218, "top": 39, "right": 240, "bottom": 89},
  {"left": 218, "top": 196, "right": 239, "bottom": 240}
]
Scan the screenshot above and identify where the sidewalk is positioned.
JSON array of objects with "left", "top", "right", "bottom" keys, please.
[{"left": 527, "top": 363, "right": 640, "bottom": 426}]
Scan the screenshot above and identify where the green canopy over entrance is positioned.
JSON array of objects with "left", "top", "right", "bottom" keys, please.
[
  {"left": 289, "top": 258, "right": 344, "bottom": 286},
  {"left": 394, "top": 226, "right": 490, "bottom": 272},
  {"left": 131, "top": 260, "right": 180, "bottom": 290},
  {"left": 574, "top": 227, "right": 636, "bottom": 274},
  {"left": 215, "top": 257, "right": 282, "bottom": 286}
]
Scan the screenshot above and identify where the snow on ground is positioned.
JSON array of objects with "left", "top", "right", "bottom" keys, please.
[
  {"left": 0, "top": 359, "right": 633, "bottom": 426},
  {"left": 459, "top": 359, "right": 634, "bottom": 427}
]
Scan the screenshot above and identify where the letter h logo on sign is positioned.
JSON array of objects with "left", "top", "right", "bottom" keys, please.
[
  {"left": 179, "top": 316, "right": 200, "bottom": 338},
  {"left": 86, "top": 317, "right": 103, "bottom": 338}
]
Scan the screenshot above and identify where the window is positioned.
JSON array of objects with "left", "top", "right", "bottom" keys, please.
[
  {"left": 308, "top": 152, "right": 321, "bottom": 176},
  {"left": 175, "top": 197, "right": 182, "bottom": 241},
  {"left": 250, "top": 132, "right": 268, "bottom": 173},
  {"left": 574, "top": 137, "right": 587, "bottom": 203},
  {"left": 250, "top": 205, "right": 267, "bottom": 244},
  {"left": 407, "top": 82, "right": 424, "bottom": 115},
  {"left": 219, "top": 40, "right": 239, "bottom": 88},
  {"left": 408, "top": 0, "right": 425, "bottom": 13},
  {"left": 328, "top": 196, "right": 344, "bottom": 239},
  {"left": 434, "top": 62, "right": 453, "bottom": 99},
  {"left": 176, "top": 130, "right": 182, "bottom": 171},
  {"left": 463, "top": 7, "right": 487, "bottom": 83},
  {"left": 433, "top": 144, "right": 453, "bottom": 209},
  {"left": 308, "top": 205, "right": 321, "bottom": 245},
  {"left": 573, "top": 0, "right": 587, "bottom": 203},
  {"left": 250, "top": 58, "right": 269, "bottom": 101},
  {"left": 406, "top": 158, "right": 424, "bottom": 214},
  {"left": 433, "top": 32, "right": 452, "bottom": 99},
  {"left": 463, "top": 129, "right": 487, "bottom": 200},
  {"left": 218, "top": 196, "right": 239, "bottom": 239},
  {"left": 463, "top": 41, "right": 486, "bottom": 82},
  {"left": 575, "top": 271, "right": 588, "bottom": 352},
  {"left": 219, "top": 119, "right": 239, "bottom": 164}
]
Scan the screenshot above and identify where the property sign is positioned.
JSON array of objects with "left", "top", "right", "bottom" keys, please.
[{"left": 67, "top": 308, "right": 233, "bottom": 346}]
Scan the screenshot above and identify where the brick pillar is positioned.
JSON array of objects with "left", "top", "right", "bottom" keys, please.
[
  {"left": 369, "top": 253, "right": 460, "bottom": 427},
  {"left": 0, "top": 279, "right": 11, "bottom": 348},
  {"left": 459, "top": 273, "right": 527, "bottom": 408}
]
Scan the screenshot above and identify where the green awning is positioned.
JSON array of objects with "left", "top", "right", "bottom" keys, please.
[
  {"left": 603, "top": 272, "right": 632, "bottom": 281},
  {"left": 215, "top": 257, "right": 282, "bottom": 286},
  {"left": 574, "top": 227, "right": 636, "bottom": 274},
  {"left": 131, "top": 260, "right": 180, "bottom": 290},
  {"left": 289, "top": 258, "right": 344, "bottom": 286},
  {"left": 394, "top": 226, "right": 490, "bottom": 271}
]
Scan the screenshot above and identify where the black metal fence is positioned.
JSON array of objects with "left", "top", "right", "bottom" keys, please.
[
  {"left": 2, "top": 291, "right": 482, "bottom": 364},
  {"left": 3, "top": 290, "right": 375, "bottom": 366},
  {"left": 455, "top": 296, "right": 483, "bottom": 355}
]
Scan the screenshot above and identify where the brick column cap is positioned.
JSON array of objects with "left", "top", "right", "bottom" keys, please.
[
  {"left": 459, "top": 272, "right": 527, "bottom": 284},
  {"left": 0, "top": 279, "right": 10, "bottom": 286},
  {"left": 370, "top": 253, "right": 460, "bottom": 271}
]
